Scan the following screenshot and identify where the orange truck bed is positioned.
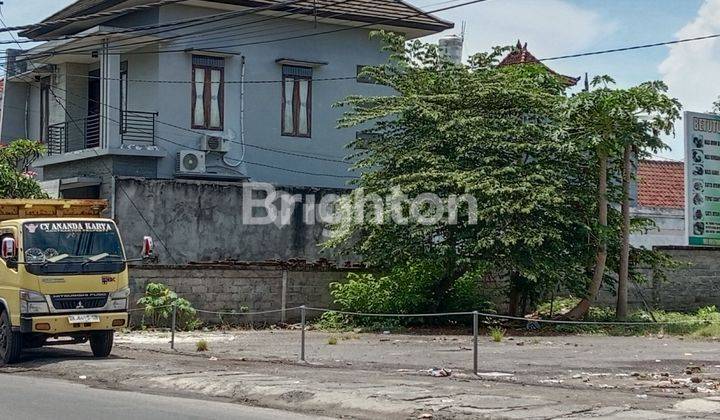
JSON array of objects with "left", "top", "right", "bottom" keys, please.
[{"left": 0, "top": 199, "right": 108, "bottom": 221}]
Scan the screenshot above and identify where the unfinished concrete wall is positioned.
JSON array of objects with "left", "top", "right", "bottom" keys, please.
[
  {"left": 114, "top": 178, "right": 349, "bottom": 264},
  {"left": 129, "top": 264, "right": 348, "bottom": 323},
  {"left": 595, "top": 247, "right": 720, "bottom": 312},
  {"left": 647, "top": 247, "right": 720, "bottom": 311}
]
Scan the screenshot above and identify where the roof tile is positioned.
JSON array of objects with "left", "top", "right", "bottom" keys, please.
[{"left": 636, "top": 159, "right": 684, "bottom": 209}]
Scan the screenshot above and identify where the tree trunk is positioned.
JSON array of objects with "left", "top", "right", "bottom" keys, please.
[
  {"left": 507, "top": 272, "right": 521, "bottom": 316},
  {"left": 616, "top": 143, "right": 631, "bottom": 320},
  {"left": 432, "top": 260, "right": 466, "bottom": 311},
  {"left": 565, "top": 149, "right": 608, "bottom": 320}
]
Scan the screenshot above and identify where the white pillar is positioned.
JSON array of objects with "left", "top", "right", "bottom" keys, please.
[{"left": 100, "top": 41, "right": 121, "bottom": 149}]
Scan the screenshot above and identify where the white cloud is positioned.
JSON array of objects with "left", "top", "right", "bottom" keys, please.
[
  {"left": 422, "top": 0, "right": 616, "bottom": 58},
  {"left": 658, "top": 0, "right": 720, "bottom": 158}
]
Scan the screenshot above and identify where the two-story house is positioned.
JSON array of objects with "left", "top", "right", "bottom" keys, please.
[{"left": 0, "top": 0, "right": 452, "bottom": 199}]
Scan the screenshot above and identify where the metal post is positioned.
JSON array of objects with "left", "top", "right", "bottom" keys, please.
[
  {"left": 473, "top": 311, "right": 478, "bottom": 375},
  {"left": 300, "top": 305, "right": 306, "bottom": 362},
  {"left": 281, "top": 270, "right": 288, "bottom": 324},
  {"left": 171, "top": 302, "right": 177, "bottom": 350}
]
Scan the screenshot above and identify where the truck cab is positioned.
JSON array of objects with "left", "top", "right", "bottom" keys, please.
[{"left": 0, "top": 199, "right": 151, "bottom": 364}]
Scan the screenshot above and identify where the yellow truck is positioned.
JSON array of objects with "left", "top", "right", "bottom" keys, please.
[{"left": 0, "top": 199, "right": 153, "bottom": 364}]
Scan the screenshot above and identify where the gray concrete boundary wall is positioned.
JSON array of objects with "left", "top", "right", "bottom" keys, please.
[
  {"left": 129, "top": 264, "right": 349, "bottom": 324},
  {"left": 113, "top": 177, "right": 351, "bottom": 264},
  {"left": 596, "top": 247, "right": 720, "bottom": 312}
]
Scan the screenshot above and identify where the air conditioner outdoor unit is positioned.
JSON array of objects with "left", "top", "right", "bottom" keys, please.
[
  {"left": 200, "top": 135, "right": 230, "bottom": 153},
  {"left": 177, "top": 150, "right": 206, "bottom": 174}
]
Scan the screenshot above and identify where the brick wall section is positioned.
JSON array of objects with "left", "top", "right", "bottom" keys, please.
[{"left": 128, "top": 264, "right": 348, "bottom": 324}]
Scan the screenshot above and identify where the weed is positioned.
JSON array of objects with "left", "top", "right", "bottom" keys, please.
[
  {"left": 489, "top": 327, "right": 505, "bottom": 342},
  {"left": 328, "top": 336, "right": 338, "bottom": 345},
  {"left": 196, "top": 339, "right": 209, "bottom": 352}
]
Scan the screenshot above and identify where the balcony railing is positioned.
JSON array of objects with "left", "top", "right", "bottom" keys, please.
[
  {"left": 121, "top": 110, "right": 157, "bottom": 145},
  {"left": 46, "top": 111, "right": 156, "bottom": 156}
]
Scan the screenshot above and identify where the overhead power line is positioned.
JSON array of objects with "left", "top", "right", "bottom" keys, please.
[
  {"left": 10, "top": 27, "right": 720, "bottom": 86},
  {"left": 0, "top": 0, "right": 187, "bottom": 33},
  {"left": 0, "top": 0, "right": 331, "bottom": 61},
  {"left": 0, "top": 66, "right": 352, "bottom": 165},
  {"left": 1, "top": 60, "right": 357, "bottom": 175},
  {"left": 538, "top": 32, "right": 720, "bottom": 62},
  {"left": 0, "top": 16, "right": 182, "bottom": 264},
  {"left": 0, "top": 0, "right": 307, "bottom": 45},
  {"left": 0, "top": 0, "right": 469, "bottom": 65}
]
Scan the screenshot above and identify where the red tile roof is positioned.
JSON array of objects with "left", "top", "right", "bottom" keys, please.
[
  {"left": 637, "top": 160, "right": 684, "bottom": 209},
  {"left": 498, "top": 41, "right": 580, "bottom": 87}
]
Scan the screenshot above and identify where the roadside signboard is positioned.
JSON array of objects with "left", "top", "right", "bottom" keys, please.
[{"left": 685, "top": 111, "right": 720, "bottom": 246}]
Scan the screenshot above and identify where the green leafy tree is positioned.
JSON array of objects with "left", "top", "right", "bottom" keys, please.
[
  {"left": 328, "top": 33, "right": 681, "bottom": 318},
  {"left": 0, "top": 139, "right": 48, "bottom": 199},
  {"left": 562, "top": 78, "right": 680, "bottom": 320},
  {"left": 328, "top": 32, "right": 598, "bottom": 313}
]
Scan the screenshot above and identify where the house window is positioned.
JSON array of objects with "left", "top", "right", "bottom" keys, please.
[
  {"left": 282, "top": 65, "right": 312, "bottom": 137},
  {"left": 192, "top": 55, "right": 224, "bottom": 130},
  {"left": 119, "top": 61, "right": 128, "bottom": 133}
]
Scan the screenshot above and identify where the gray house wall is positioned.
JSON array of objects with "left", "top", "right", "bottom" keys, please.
[
  {"left": 1, "top": 3, "right": 403, "bottom": 190},
  {"left": 147, "top": 3, "right": 391, "bottom": 188},
  {"left": 0, "top": 80, "right": 30, "bottom": 141}
]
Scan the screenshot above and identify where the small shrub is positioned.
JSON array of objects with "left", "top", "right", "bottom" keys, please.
[
  {"left": 196, "top": 339, "right": 209, "bottom": 352},
  {"left": 489, "top": 327, "right": 505, "bottom": 342},
  {"left": 327, "top": 336, "right": 338, "bottom": 345},
  {"left": 137, "top": 282, "right": 199, "bottom": 330},
  {"left": 185, "top": 318, "right": 203, "bottom": 331},
  {"left": 316, "top": 311, "right": 348, "bottom": 331},
  {"left": 443, "top": 268, "right": 497, "bottom": 314}
]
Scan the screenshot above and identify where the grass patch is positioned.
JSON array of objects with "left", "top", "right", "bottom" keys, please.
[
  {"left": 536, "top": 298, "right": 720, "bottom": 337},
  {"left": 489, "top": 327, "right": 505, "bottom": 342},
  {"left": 196, "top": 339, "right": 209, "bottom": 352}
]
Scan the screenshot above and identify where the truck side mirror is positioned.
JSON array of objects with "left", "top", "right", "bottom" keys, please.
[
  {"left": 1, "top": 237, "right": 15, "bottom": 260},
  {"left": 141, "top": 236, "right": 154, "bottom": 259}
]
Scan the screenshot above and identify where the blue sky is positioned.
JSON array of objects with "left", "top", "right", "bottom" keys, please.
[{"left": 1, "top": 0, "right": 716, "bottom": 159}]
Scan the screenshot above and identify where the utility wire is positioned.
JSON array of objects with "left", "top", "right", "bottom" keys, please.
[
  {"left": 0, "top": 0, "right": 317, "bottom": 63},
  {"left": 9, "top": 68, "right": 359, "bottom": 177},
  {"left": 538, "top": 32, "right": 720, "bottom": 62},
  {"left": 6, "top": 1, "right": 720, "bottom": 71},
  {"left": 0, "top": 0, "right": 453, "bottom": 49},
  {"left": 0, "top": 0, "right": 463, "bottom": 64},
  {"left": 4, "top": 71, "right": 353, "bottom": 165},
  {"left": 0, "top": 14, "right": 183, "bottom": 263},
  {"left": 0, "top": 0, "right": 187, "bottom": 33},
  {"left": 0, "top": 0, "right": 306, "bottom": 45}
]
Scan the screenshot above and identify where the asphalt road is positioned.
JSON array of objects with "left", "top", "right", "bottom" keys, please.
[{"left": 0, "top": 373, "right": 324, "bottom": 420}]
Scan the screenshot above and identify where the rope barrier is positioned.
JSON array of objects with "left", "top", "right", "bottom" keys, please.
[
  {"left": 122, "top": 304, "right": 717, "bottom": 375},
  {"left": 195, "top": 307, "right": 302, "bottom": 316},
  {"left": 304, "top": 307, "right": 716, "bottom": 326},
  {"left": 127, "top": 305, "right": 717, "bottom": 326},
  {"left": 127, "top": 304, "right": 175, "bottom": 313},
  {"left": 304, "top": 307, "right": 474, "bottom": 318}
]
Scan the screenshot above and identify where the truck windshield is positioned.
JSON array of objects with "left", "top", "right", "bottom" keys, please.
[{"left": 22, "top": 221, "right": 125, "bottom": 275}]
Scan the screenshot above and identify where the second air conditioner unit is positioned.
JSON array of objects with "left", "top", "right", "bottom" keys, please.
[
  {"left": 200, "top": 135, "right": 230, "bottom": 153},
  {"left": 177, "top": 150, "right": 206, "bottom": 174}
]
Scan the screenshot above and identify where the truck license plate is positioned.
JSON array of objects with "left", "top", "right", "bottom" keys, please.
[{"left": 68, "top": 315, "right": 100, "bottom": 323}]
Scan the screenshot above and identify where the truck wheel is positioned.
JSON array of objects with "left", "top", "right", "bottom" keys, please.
[
  {"left": 89, "top": 331, "right": 114, "bottom": 357},
  {"left": 0, "top": 310, "right": 22, "bottom": 364}
]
